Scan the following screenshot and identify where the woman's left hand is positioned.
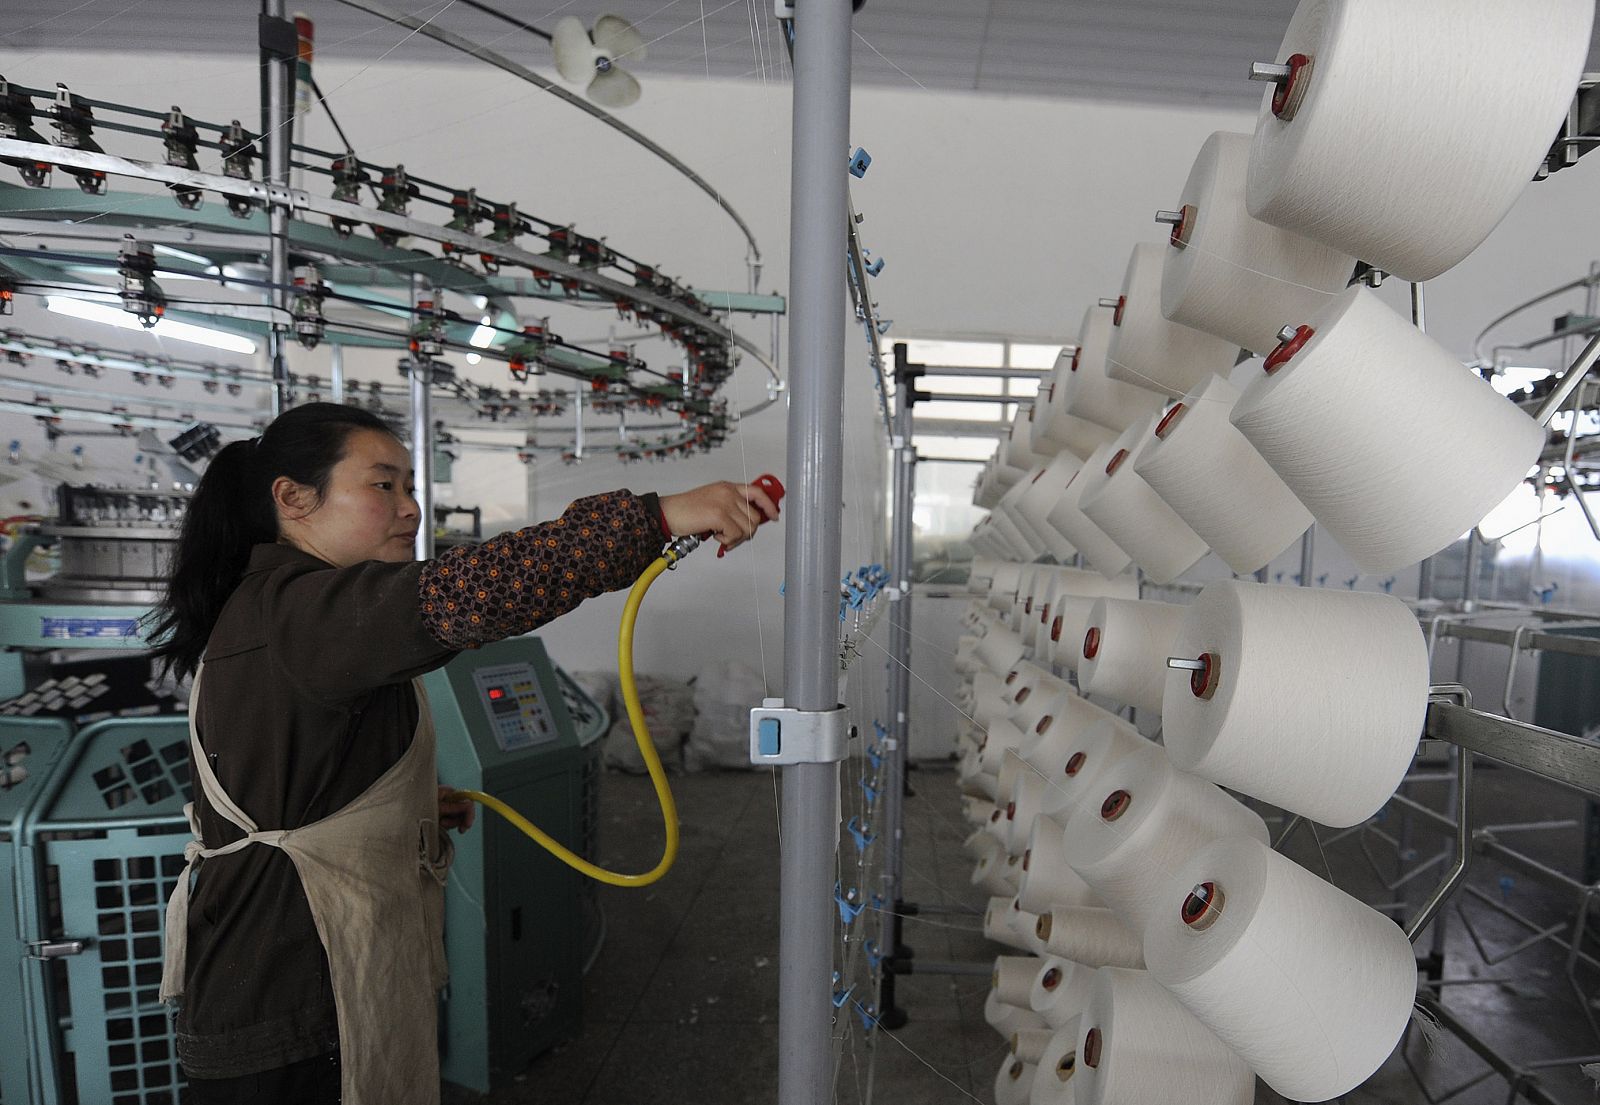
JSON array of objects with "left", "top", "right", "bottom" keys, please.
[{"left": 438, "top": 785, "right": 477, "bottom": 833}]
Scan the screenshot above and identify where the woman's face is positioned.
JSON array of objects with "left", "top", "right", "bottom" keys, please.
[{"left": 275, "top": 428, "right": 422, "bottom": 567}]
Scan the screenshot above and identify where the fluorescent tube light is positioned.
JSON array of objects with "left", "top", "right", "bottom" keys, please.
[{"left": 45, "top": 296, "right": 258, "bottom": 355}]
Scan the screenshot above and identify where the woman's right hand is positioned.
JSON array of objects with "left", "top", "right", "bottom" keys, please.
[{"left": 659, "top": 481, "right": 781, "bottom": 552}]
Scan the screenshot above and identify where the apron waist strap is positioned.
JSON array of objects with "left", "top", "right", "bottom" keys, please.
[{"left": 160, "top": 826, "right": 289, "bottom": 1004}]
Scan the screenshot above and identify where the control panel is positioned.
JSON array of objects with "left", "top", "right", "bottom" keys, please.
[{"left": 470, "top": 662, "right": 558, "bottom": 752}]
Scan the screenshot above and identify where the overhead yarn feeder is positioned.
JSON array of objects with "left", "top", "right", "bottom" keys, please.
[
  {"left": 1133, "top": 373, "right": 1314, "bottom": 576},
  {"left": 1158, "top": 130, "right": 1353, "bottom": 354},
  {"left": 1104, "top": 242, "right": 1239, "bottom": 398},
  {"left": 1243, "top": 0, "right": 1595, "bottom": 281},
  {"left": 1230, "top": 288, "right": 1545, "bottom": 575}
]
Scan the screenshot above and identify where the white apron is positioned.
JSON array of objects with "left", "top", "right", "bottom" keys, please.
[{"left": 161, "top": 664, "right": 452, "bottom": 1105}]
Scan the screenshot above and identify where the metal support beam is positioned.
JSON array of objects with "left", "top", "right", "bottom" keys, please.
[
  {"left": 1427, "top": 702, "right": 1600, "bottom": 796},
  {"left": 779, "top": 4, "right": 852, "bottom": 1103},
  {"left": 916, "top": 365, "right": 1053, "bottom": 379},
  {"left": 410, "top": 273, "right": 434, "bottom": 561},
  {"left": 262, "top": 0, "right": 293, "bottom": 415},
  {"left": 878, "top": 342, "right": 915, "bottom": 1029}
]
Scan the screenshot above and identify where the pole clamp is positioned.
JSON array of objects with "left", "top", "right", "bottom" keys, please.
[{"left": 750, "top": 699, "right": 852, "bottom": 765}]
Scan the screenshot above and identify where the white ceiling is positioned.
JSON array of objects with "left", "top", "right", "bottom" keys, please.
[{"left": 8, "top": 1, "right": 1599, "bottom": 109}]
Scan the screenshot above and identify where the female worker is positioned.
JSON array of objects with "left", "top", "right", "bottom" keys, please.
[{"left": 153, "top": 402, "right": 778, "bottom": 1105}]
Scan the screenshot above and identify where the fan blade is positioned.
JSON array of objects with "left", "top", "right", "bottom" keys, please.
[
  {"left": 587, "top": 66, "right": 641, "bottom": 109},
  {"left": 591, "top": 14, "right": 646, "bottom": 63},
  {"left": 550, "top": 16, "right": 599, "bottom": 85}
]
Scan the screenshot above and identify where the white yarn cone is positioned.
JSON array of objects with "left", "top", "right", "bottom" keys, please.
[
  {"left": 1029, "top": 1016, "right": 1084, "bottom": 1105},
  {"left": 1024, "top": 705, "right": 1138, "bottom": 792},
  {"left": 1018, "top": 813, "right": 1100, "bottom": 915},
  {"left": 995, "top": 954, "right": 1042, "bottom": 1007},
  {"left": 1029, "top": 957, "right": 1094, "bottom": 1030},
  {"left": 1075, "top": 967, "right": 1255, "bottom": 1105},
  {"left": 1040, "top": 718, "right": 1162, "bottom": 823},
  {"left": 1032, "top": 356, "right": 1122, "bottom": 460},
  {"left": 1015, "top": 454, "right": 1085, "bottom": 561},
  {"left": 1106, "top": 242, "right": 1238, "bottom": 397},
  {"left": 1161, "top": 131, "right": 1353, "bottom": 354},
  {"left": 1060, "top": 752, "right": 1269, "bottom": 934},
  {"left": 1060, "top": 306, "right": 1167, "bottom": 432},
  {"left": 1229, "top": 287, "right": 1544, "bottom": 575},
  {"left": 987, "top": 988, "right": 1049, "bottom": 1038},
  {"left": 1133, "top": 374, "right": 1314, "bottom": 575},
  {"left": 1033, "top": 568, "right": 1140, "bottom": 673},
  {"left": 1160, "top": 579, "right": 1429, "bottom": 827},
  {"left": 996, "top": 1056, "right": 1038, "bottom": 1105},
  {"left": 1044, "top": 446, "right": 1136, "bottom": 577},
  {"left": 1077, "top": 418, "right": 1210, "bottom": 585},
  {"left": 1245, "top": 0, "right": 1594, "bottom": 281},
  {"left": 979, "top": 720, "right": 1032, "bottom": 777},
  {"left": 985, "top": 895, "right": 1038, "bottom": 954},
  {"left": 1014, "top": 1027, "right": 1057, "bottom": 1066},
  {"left": 1076, "top": 597, "right": 1186, "bottom": 715},
  {"left": 1037, "top": 907, "right": 1145, "bottom": 970},
  {"left": 977, "top": 627, "right": 1029, "bottom": 676},
  {"left": 974, "top": 838, "right": 1022, "bottom": 897},
  {"left": 1144, "top": 835, "right": 1418, "bottom": 1100}
]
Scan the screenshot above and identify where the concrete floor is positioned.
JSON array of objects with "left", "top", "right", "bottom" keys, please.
[{"left": 446, "top": 759, "right": 1600, "bottom": 1105}]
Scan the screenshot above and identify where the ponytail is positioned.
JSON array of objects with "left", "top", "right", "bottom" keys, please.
[{"left": 146, "top": 402, "right": 397, "bottom": 679}]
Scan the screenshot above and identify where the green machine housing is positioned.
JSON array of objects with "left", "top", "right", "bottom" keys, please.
[{"left": 427, "top": 635, "right": 607, "bottom": 1094}]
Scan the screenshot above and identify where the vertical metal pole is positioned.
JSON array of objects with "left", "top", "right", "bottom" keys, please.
[
  {"left": 1460, "top": 530, "right": 1482, "bottom": 614},
  {"left": 573, "top": 382, "right": 585, "bottom": 460},
  {"left": 329, "top": 342, "right": 345, "bottom": 404},
  {"left": 410, "top": 274, "right": 434, "bottom": 561},
  {"left": 262, "top": 0, "right": 293, "bottom": 416},
  {"left": 780, "top": 3, "right": 852, "bottom": 1102},
  {"left": 1411, "top": 282, "right": 1434, "bottom": 600},
  {"left": 1428, "top": 522, "right": 1482, "bottom": 968},
  {"left": 1298, "top": 526, "right": 1314, "bottom": 587},
  {"left": 878, "top": 342, "right": 915, "bottom": 1028}
]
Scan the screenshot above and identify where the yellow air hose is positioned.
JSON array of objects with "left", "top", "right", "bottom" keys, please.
[
  {"left": 447, "top": 554, "right": 680, "bottom": 888},
  {"left": 446, "top": 474, "right": 782, "bottom": 889}
]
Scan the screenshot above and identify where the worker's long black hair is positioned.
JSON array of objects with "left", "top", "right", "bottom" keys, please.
[{"left": 148, "top": 402, "right": 399, "bottom": 679}]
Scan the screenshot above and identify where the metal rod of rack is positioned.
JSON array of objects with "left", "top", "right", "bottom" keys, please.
[
  {"left": 914, "top": 365, "right": 1053, "bottom": 379},
  {"left": 263, "top": 0, "right": 293, "bottom": 416},
  {"left": 876, "top": 341, "right": 915, "bottom": 1029},
  {"left": 410, "top": 273, "right": 434, "bottom": 562}
]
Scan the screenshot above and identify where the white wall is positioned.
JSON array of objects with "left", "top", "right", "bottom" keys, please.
[{"left": 4, "top": 46, "right": 1598, "bottom": 726}]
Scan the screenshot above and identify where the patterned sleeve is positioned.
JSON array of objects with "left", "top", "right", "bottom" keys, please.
[{"left": 418, "top": 490, "right": 668, "bottom": 649}]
